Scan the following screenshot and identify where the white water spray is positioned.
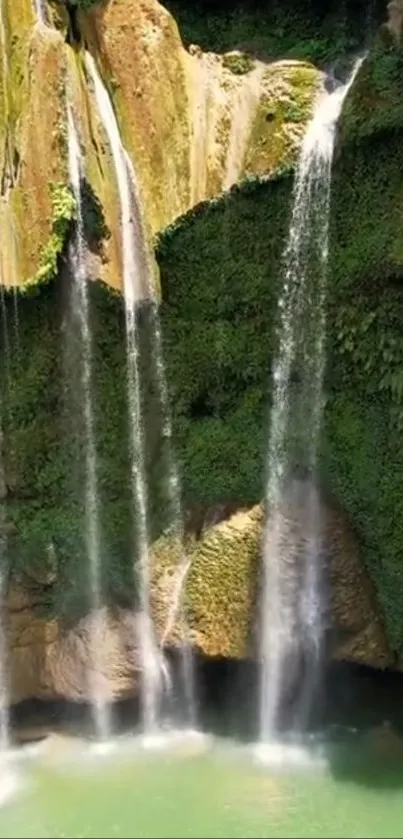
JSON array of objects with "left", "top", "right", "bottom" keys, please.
[
  {"left": 85, "top": 53, "right": 196, "bottom": 732},
  {"left": 85, "top": 53, "right": 163, "bottom": 735},
  {"left": 123, "top": 153, "right": 197, "bottom": 728},
  {"left": 67, "top": 103, "right": 111, "bottom": 742},
  {"left": 33, "top": 0, "right": 47, "bottom": 25},
  {"left": 260, "top": 58, "right": 365, "bottom": 745}
]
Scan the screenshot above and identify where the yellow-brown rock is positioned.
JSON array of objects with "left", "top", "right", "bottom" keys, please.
[
  {"left": 0, "top": 8, "right": 66, "bottom": 288},
  {"left": 5, "top": 581, "right": 141, "bottom": 704},
  {"left": 150, "top": 495, "right": 393, "bottom": 669},
  {"left": 79, "top": 0, "right": 320, "bottom": 235},
  {"left": 0, "top": 0, "right": 320, "bottom": 290}
]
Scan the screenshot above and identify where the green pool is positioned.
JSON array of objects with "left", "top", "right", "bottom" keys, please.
[{"left": 0, "top": 728, "right": 402, "bottom": 838}]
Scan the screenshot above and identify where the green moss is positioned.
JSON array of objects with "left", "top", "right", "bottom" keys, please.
[
  {"left": 81, "top": 178, "right": 110, "bottom": 252},
  {"left": 53, "top": 0, "right": 100, "bottom": 8},
  {"left": 245, "top": 65, "right": 317, "bottom": 175},
  {"left": 23, "top": 183, "right": 76, "bottom": 293},
  {"left": 222, "top": 52, "right": 254, "bottom": 75},
  {"left": 185, "top": 506, "right": 262, "bottom": 657},
  {"left": 340, "top": 35, "right": 403, "bottom": 143},
  {"left": 1, "top": 276, "right": 179, "bottom": 621},
  {"left": 157, "top": 175, "right": 290, "bottom": 507},
  {"left": 163, "top": 0, "right": 383, "bottom": 66},
  {"left": 156, "top": 36, "right": 403, "bottom": 657}
]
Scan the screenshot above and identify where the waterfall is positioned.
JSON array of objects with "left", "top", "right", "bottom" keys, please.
[
  {"left": 259, "top": 57, "right": 365, "bottom": 745},
  {"left": 85, "top": 52, "right": 196, "bottom": 733},
  {"left": 123, "top": 154, "right": 196, "bottom": 727},
  {"left": 67, "top": 104, "right": 111, "bottom": 742},
  {"left": 33, "top": 0, "right": 47, "bottom": 25},
  {"left": 84, "top": 53, "right": 163, "bottom": 735}
]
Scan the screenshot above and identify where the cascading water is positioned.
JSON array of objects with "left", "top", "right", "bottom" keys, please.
[
  {"left": 84, "top": 53, "right": 163, "bottom": 735},
  {"left": 259, "top": 57, "right": 365, "bottom": 747},
  {"left": 67, "top": 103, "right": 110, "bottom": 742},
  {"left": 85, "top": 53, "right": 196, "bottom": 734},
  {"left": 123, "top": 154, "right": 196, "bottom": 729},
  {"left": 33, "top": 0, "right": 47, "bottom": 25}
]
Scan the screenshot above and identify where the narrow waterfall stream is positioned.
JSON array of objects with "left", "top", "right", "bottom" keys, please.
[
  {"left": 84, "top": 53, "right": 163, "bottom": 735},
  {"left": 123, "top": 155, "right": 197, "bottom": 728},
  {"left": 67, "top": 104, "right": 111, "bottom": 742},
  {"left": 259, "top": 57, "right": 365, "bottom": 748},
  {"left": 33, "top": 0, "right": 46, "bottom": 25},
  {"left": 85, "top": 53, "right": 196, "bottom": 734}
]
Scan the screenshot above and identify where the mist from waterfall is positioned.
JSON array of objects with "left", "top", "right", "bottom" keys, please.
[
  {"left": 67, "top": 103, "right": 111, "bottom": 743},
  {"left": 85, "top": 52, "right": 196, "bottom": 734},
  {"left": 260, "top": 57, "right": 365, "bottom": 746}
]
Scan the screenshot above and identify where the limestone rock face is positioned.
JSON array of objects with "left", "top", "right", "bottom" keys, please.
[
  {"left": 79, "top": 0, "right": 320, "bottom": 234},
  {"left": 6, "top": 584, "right": 140, "bottom": 704},
  {"left": 0, "top": 0, "right": 319, "bottom": 291},
  {"left": 0, "top": 9, "right": 66, "bottom": 289},
  {"left": 3, "top": 490, "right": 393, "bottom": 707},
  {"left": 387, "top": 0, "right": 403, "bottom": 40},
  {"left": 151, "top": 495, "right": 393, "bottom": 669}
]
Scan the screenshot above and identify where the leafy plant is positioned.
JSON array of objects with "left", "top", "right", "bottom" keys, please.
[
  {"left": 222, "top": 52, "right": 254, "bottom": 75},
  {"left": 23, "top": 183, "right": 76, "bottom": 293}
]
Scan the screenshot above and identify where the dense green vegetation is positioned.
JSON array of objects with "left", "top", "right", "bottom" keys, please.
[
  {"left": 3, "top": 2, "right": 403, "bottom": 656},
  {"left": 162, "top": 0, "right": 384, "bottom": 65},
  {"left": 156, "top": 35, "right": 403, "bottom": 654},
  {"left": 24, "top": 184, "right": 76, "bottom": 291},
  {"left": 1, "top": 278, "right": 177, "bottom": 620}
]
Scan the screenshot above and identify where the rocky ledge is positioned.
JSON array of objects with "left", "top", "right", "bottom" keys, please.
[{"left": 3, "top": 486, "right": 393, "bottom": 707}]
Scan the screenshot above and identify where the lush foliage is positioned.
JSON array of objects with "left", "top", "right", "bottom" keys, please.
[
  {"left": 56, "top": 0, "right": 100, "bottom": 9},
  {"left": 156, "top": 35, "right": 403, "bottom": 654},
  {"left": 24, "top": 183, "right": 76, "bottom": 293},
  {"left": 222, "top": 52, "right": 255, "bottom": 75},
  {"left": 1, "top": 278, "right": 178, "bottom": 621},
  {"left": 162, "top": 0, "right": 384, "bottom": 66}
]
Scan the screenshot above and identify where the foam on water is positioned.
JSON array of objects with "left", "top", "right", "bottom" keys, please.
[
  {"left": 0, "top": 757, "right": 22, "bottom": 808},
  {"left": 253, "top": 738, "right": 327, "bottom": 771},
  {"left": 139, "top": 727, "right": 209, "bottom": 754}
]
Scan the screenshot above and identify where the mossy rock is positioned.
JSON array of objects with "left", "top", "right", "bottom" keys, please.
[
  {"left": 150, "top": 498, "right": 391, "bottom": 667},
  {"left": 222, "top": 52, "right": 255, "bottom": 75},
  {"left": 156, "top": 30, "right": 403, "bottom": 656}
]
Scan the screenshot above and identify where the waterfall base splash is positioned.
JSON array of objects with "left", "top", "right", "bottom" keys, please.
[{"left": 260, "top": 56, "right": 366, "bottom": 744}]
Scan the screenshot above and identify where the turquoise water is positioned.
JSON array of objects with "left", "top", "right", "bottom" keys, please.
[{"left": 0, "top": 730, "right": 402, "bottom": 838}]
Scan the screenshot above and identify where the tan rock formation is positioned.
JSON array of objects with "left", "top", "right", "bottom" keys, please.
[
  {"left": 0, "top": 0, "right": 319, "bottom": 291},
  {"left": 5, "top": 583, "right": 140, "bottom": 704},
  {"left": 387, "top": 0, "right": 403, "bottom": 40},
  {"left": 0, "top": 9, "right": 66, "bottom": 289},
  {"left": 150, "top": 495, "right": 393, "bottom": 669},
  {"left": 80, "top": 0, "right": 320, "bottom": 236},
  {"left": 2, "top": 489, "right": 393, "bottom": 706}
]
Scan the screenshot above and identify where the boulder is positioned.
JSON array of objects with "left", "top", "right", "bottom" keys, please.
[
  {"left": 150, "top": 490, "right": 393, "bottom": 670},
  {"left": 5, "top": 585, "right": 141, "bottom": 704}
]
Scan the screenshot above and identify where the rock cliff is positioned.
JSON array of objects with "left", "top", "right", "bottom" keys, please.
[
  {"left": 0, "top": 0, "right": 401, "bottom": 706},
  {"left": 0, "top": 0, "right": 320, "bottom": 292}
]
